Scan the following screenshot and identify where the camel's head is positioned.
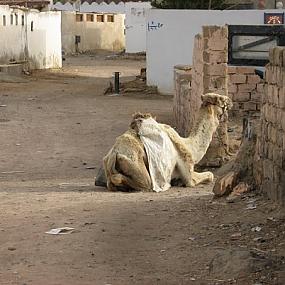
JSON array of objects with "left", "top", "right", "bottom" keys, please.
[
  {"left": 130, "top": 112, "right": 155, "bottom": 132},
  {"left": 201, "top": 93, "right": 233, "bottom": 119}
]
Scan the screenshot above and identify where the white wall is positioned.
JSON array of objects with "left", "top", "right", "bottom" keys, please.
[
  {"left": 0, "top": 5, "right": 62, "bottom": 70},
  {"left": 0, "top": 6, "right": 26, "bottom": 63},
  {"left": 27, "top": 10, "right": 62, "bottom": 69},
  {"left": 146, "top": 9, "right": 285, "bottom": 94},
  {"left": 125, "top": 2, "right": 152, "bottom": 53}
]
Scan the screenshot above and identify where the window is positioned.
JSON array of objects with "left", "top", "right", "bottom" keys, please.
[
  {"left": 97, "top": 14, "right": 104, "bottom": 22},
  {"left": 10, "top": 14, "right": 13, "bottom": 25},
  {"left": 107, "top": 15, "right": 114, "bottom": 23},
  {"left": 21, "top": 15, "right": 24, "bottom": 26},
  {"left": 3, "top": 15, "right": 6, "bottom": 26},
  {"left": 31, "top": 21, "right": 34, "bottom": 31},
  {"left": 15, "top": 14, "right": 18, "bottom": 25},
  {"left": 86, "top": 14, "right": 94, "bottom": 22},
  {"left": 76, "top": 14, "right": 83, "bottom": 22}
]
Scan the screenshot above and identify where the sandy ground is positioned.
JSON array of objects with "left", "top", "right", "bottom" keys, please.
[{"left": 0, "top": 55, "right": 284, "bottom": 285}]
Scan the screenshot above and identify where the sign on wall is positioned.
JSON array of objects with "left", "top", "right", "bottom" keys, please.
[{"left": 264, "top": 13, "right": 284, "bottom": 25}]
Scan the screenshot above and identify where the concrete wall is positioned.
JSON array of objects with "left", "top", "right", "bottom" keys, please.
[
  {"left": 0, "top": 5, "right": 62, "bottom": 69},
  {"left": 146, "top": 9, "right": 285, "bottom": 94},
  {"left": 255, "top": 47, "right": 285, "bottom": 204},
  {"left": 62, "top": 12, "right": 125, "bottom": 54},
  {"left": 125, "top": 2, "right": 151, "bottom": 53}
]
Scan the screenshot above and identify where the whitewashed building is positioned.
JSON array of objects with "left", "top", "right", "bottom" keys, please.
[
  {"left": 51, "top": 0, "right": 152, "bottom": 53},
  {"left": 0, "top": 5, "right": 62, "bottom": 70}
]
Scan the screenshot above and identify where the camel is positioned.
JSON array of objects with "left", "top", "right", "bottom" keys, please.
[{"left": 102, "top": 93, "right": 232, "bottom": 192}]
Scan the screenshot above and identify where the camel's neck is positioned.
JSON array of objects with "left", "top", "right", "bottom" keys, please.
[{"left": 184, "top": 106, "right": 220, "bottom": 163}]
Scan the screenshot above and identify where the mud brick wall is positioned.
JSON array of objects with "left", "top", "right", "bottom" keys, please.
[
  {"left": 255, "top": 47, "right": 285, "bottom": 204},
  {"left": 228, "top": 66, "right": 264, "bottom": 115},
  {"left": 173, "top": 65, "right": 192, "bottom": 137},
  {"left": 174, "top": 27, "right": 228, "bottom": 136},
  {"left": 173, "top": 25, "right": 229, "bottom": 166}
]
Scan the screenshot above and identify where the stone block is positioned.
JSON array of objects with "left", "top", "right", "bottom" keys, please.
[
  {"left": 204, "top": 76, "right": 227, "bottom": 90},
  {"left": 273, "top": 47, "right": 284, "bottom": 66},
  {"left": 232, "top": 102, "right": 240, "bottom": 111},
  {"left": 268, "top": 142, "right": 273, "bottom": 160},
  {"left": 247, "top": 75, "right": 261, "bottom": 84},
  {"left": 282, "top": 110, "right": 285, "bottom": 131},
  {"left": 203, "top": 25, "right": 228, "bottom": 39},
  {"left": 269, "top": 48, "right": 274, "bottom": 64},
  {"left": 238, "top": 83, "right": 257, "bottom": 93},
  {"left": 263, "top": 159, "right": 274, "bottom": 180},
  {"left": 267, "top": 84, "right": 275, "bottom": 104},
  {"left": 250, "top": 91, "right": 261, "bottom": 102},
  {"left": 203, "top": 51, "right": 228, "bottom": 64},
  {"left": 273, "top": 87, "right": 280, "bottom": 106},
  {"left": 257, "top": 83, "right": 265, "bottom": 93},
  {"left": 273, "top": 165, "right": 281, "bottom": 183},
  {"left": 243, "top": 101, "right": 257, "bottom": 111},
  {"left": 213, "top": 171, "right": 237, "bottom": 197},
  {"left": 230, "top": 74, "right": 247, "bottom": 84},
  {"left": 204, "top": 63, "right": 227, "bottom": 76},
  {"left": 277, "top": 130, "right": 283, "bottom": 148},
  {"left": 228, "top": 84, "right": 237, "bottom": 93},
  {"left": 233, "top": 92, "right": 250, "bottom": 102},
  {"left": 278, "top": 86, "right": 285, "bottom": 109},
  {"left": 228, "top": 66, "right": 237, "bottom": 74},
  {"left": 236, "top": 66, "right": 255, "bottom": 74},
  {"left": 204, "top": 38, "right": 227, "bottom": 51}
]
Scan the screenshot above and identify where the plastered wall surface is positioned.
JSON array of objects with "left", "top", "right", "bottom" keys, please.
[
  {"left": 0, "top": 5, "right": 62, "bottom": 69},
  {"left": 146, "top": 9, "right": 285, "bottom": 94},
  {"left": 125, "top": 2, "right": 151, "bottom": 53},
  {"left": 61, "top": 12, "right": 125, "bottom": 54}
]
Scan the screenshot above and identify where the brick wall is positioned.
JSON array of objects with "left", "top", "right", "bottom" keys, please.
[
  {"left": 228, "top": 66, "right": 264, "bottom": 115},
  {"left": 173, "top": 65, "right": 192, "bottom": 137},
  {"left": 173, "top": 26, "right": 230, "bottom": 166},
  {"left": 255, "top": 47, "right": 285, "bottom": 204}
]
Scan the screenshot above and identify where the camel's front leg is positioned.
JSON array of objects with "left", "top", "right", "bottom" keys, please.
[{"left": 190, "top": 171, "right": 214, "bottom": 187}]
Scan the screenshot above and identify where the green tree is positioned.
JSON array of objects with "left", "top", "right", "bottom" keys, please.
[{"left": 151, "top": 0, "right": 228, "bottom": 9}]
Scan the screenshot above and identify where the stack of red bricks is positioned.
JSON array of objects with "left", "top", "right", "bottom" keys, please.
[
  {"left": 255, "top": 47, "right": 285, "bottom": 204},
  {"left": 228, "top": 66, "right": 264, "bottom": 114}
]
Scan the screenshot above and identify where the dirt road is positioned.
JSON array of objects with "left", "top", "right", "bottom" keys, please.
[{"left": 0, "top": 55, "right": 284, "bottom": 285}]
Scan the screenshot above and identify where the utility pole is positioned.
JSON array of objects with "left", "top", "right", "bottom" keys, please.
[{"left": 208, "top": 0, "right": 212, "bottom": 9}]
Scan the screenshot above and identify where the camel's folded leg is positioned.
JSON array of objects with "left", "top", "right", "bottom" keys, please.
[
  {"left": 190, "top": 171, "right": 214, "bottom": 187},
  {"left": 116, "top": 154, "right": 152, "bottom": 192}
]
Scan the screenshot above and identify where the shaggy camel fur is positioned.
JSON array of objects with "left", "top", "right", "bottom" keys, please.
[{"left": 103, "top": 93, "right": 232, "bottom": 192}]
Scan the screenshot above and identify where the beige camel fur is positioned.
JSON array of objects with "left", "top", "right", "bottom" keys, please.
[{"left": 103, "top": 93, "right": 232, "bottom": 192}]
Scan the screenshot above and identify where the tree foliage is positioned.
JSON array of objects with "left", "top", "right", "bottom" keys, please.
[{"left": 151, "top": 0, "right": 228, "bottom": 9}]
